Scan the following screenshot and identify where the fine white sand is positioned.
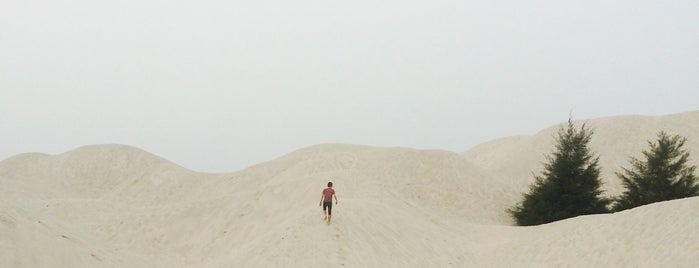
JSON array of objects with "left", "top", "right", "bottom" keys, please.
[{"left": 1, "top": 111, "right": 698, "bottom": 267}]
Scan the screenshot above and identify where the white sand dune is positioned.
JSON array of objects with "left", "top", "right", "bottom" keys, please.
[
  {"left": 1, "top": 111, "right": 698, "bottom": 267},
  {"left": 463, "top": 111, "right": 699, "bottom": 197}
]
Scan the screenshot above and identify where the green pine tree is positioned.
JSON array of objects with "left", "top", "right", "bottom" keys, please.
[
  {"left": 613, "top": 131, "right": 699, "bottom": 212},
  {"left": 509, "top": 119, "right": 610, "bottom": 226}
]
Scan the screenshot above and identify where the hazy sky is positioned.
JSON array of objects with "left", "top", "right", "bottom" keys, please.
[{"left": 2, "top": 0, "right": 698, "bottom": 172}]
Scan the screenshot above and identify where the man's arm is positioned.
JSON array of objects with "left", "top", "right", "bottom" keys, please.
[
  {"left": 319, "top": 194, "right": 324, "bottom": 206},
  {"left": 334, "top": 193, "right": 338, "bottom": 204}
]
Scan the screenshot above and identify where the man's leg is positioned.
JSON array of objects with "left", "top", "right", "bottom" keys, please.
[{"left": 327, "top": 203, "right": 332, "bottom": 224}]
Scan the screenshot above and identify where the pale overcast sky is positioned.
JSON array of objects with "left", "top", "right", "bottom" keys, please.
[{"left": 1, "top": 0, "right": 698, "bottom": 172}]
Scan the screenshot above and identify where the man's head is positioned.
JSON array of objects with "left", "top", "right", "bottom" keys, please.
[{"left": 327, "top": 181, "right": 333, "bottom": 187}]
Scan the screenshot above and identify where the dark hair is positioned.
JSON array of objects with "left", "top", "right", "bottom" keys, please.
[{"left": 327, "top": 182, "right": 333, "bottom": 187}]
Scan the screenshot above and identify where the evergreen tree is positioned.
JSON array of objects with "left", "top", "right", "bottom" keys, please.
[
  {"left": 613, "top": 132, "right": 699, "bottom": 212},
  {"left": 509, "top": 119, "right": 610, "bottom": 226}
]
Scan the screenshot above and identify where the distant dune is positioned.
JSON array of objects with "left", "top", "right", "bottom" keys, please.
[
  {"left": 1, "top": 111, "right": 698, "bottom": 267},
  {"left": 463, "top": 110, "right": 699, "bottom": 197}
]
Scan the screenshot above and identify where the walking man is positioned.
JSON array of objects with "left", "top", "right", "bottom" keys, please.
[{"left": 319, "top": 181, "right": 338, "bottom": 224}]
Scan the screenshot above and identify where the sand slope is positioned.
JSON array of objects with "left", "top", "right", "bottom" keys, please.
[
  {"left": 463, "top": 111, "right": 699, "bottom": 196},
  {"left": 1, "top": 111, "right": 698, "bottom": 267}
]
